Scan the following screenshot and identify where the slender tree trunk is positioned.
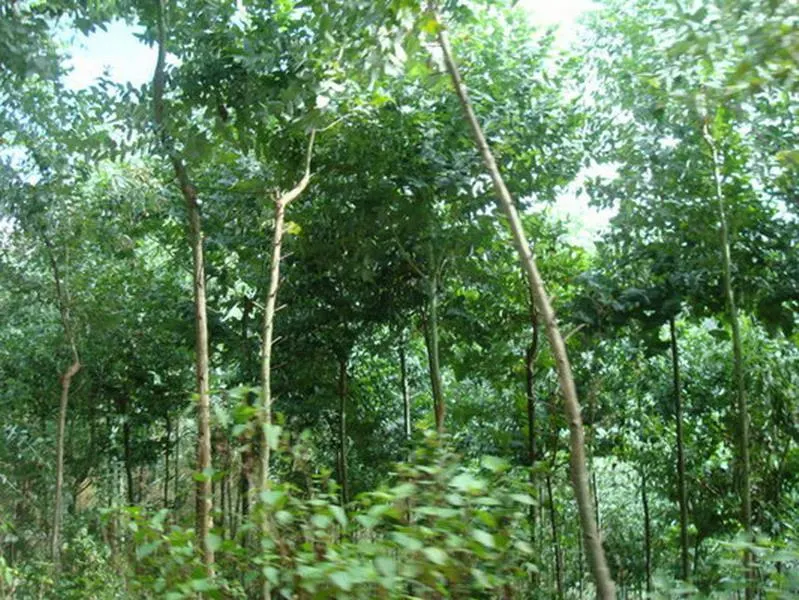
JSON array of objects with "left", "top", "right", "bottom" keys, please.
[
  {"left": 260, "top": 200, "right": 285, "bottom": 495},
  {"left": 433, "top": 13, "right": 615, "bottom": 598},
  {"left": 546, "top": 471, "right": 564, "bottom": 600},
  {"left": 164, "top": 414, "right": 171, "bottom": 509},
  {"left": 641, "top": 466, "right": 652, "bottom": 594},
  {"left": 51, "top": 359, "right": 80, "bottom": 565},
  {"left": 670, "top": 317, "right": 690, "bottom": 581},
  {"left": 399, "top": 333, "right": 412, "bottom": 442},
  {"left": 257, "top": 132, "right": 315, "bottom": 600},
  {"left": 153, "top": 0, "right": 213, "bottom": 571},
  {"left": 123, "top": 413, "right": 135, "bottom": 505},
  {"left": 338, "top": 358, "right": 350, "bottom": 505},
  {"left": 703, "top": 122, "right": 752, "bottom": 596},
  {"left": 43, "top": 235, "right": 81, "bottom": 568},
  {"left": 423, "top": 272, "right": 445, "bottom": 433},
  {"left": 173, "top": 418, "right": 180, "bottom": 510},
  {"left": 526, "top": 305, "right": 539, "bottom": 568},
  {"left": 338, "top": 358, "right": 351, "bottom": 505}
]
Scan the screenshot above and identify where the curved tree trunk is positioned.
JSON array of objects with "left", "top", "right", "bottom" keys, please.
[
  {"left": 703, "top": 122, "right": 752, "bottom": 597},
  {"left": 42, "top": 234, "right": 81, "bottom": 568},
  {"left": 153, "top": 0, "right": 213, "bottom": 572},
  {"left": 433, "top": 13, "right": 615, "bottom": 598}
]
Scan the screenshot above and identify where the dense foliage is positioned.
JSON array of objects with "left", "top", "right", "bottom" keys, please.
[{"left": 1, "top": 0, "right": 797, "bottom": 598}]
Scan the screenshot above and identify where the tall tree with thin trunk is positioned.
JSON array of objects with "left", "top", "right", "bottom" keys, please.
[
  {"left": 43, "top": 235, "right": 81, "bottom": 567},
  {"left": 337, "top": 357, "right": 350, "bottom": 505},
  {"left": 431, "top": 9, "right": 615, "bottom": 598},
  {"left": 670, "top": 316, "right": 690, "bottom": 580},
  {"left": 703, "top": 118, "right": 752, "bottom": 594},
  {"left": 258, "top": 130, "right": 315, "bottom": 600},
  {"left": 152, "top": 0, "right": 213, "bottom": 572},
  {"left": 399, "top": 331, "right": 412, "bottom": 441}
]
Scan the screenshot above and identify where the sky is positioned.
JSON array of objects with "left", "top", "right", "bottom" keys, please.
[{"left": 61, "top": 0, "right": 611, "bottom": 247}]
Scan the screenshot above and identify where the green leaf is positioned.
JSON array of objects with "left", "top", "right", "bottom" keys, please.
[
  {"left": 471, "top": 528, "right": 495, "bottom": 548},
  {"left": 422, "top": 546, "right": 448, "bottom": 566},
  {"left": 206, "top": 532, "right": 222, "bottom": 553},
  {"left": 264, "top": 423, "right": 282, "bottom": 450},
  {"left": 136, "top": 541, "right": 160, "bottom": 559},
  {"left": 330, "top": 571, "right": 353, "bottom": 591}
]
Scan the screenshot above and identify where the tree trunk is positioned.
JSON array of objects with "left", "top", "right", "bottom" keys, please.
[
  {"left": 42, "top": 234, "right": 81, "bottom": 568},
  {"left": 641, "top": 466, "right": 652, "bottom": 594},
  {"left": 670, "top": 317, "right": 690, "bottom": 581},
  {"left": 546, "top": 471, "right": 564, "bottom": 600},
  {"left": 123, "top": 412, "right": 135, "bottom": 505},
  {"left": 51, "top": 359, "right": 80, "bottom": 565},
  {"left": 399, "top": 332, "right": 412, "bottom": 442},
  {"left": 259, "top": 199, "right": 285, "bottom": 495},
  {"left": 164, "top": 414, "right": 171, "bottom": 509},
  {"left": 173, "top": 417, "right": 180, "bottom": 510},
  {"left": 526, "top": 305, "right": 539, "bottom": 568},
  {"left": 703, "top": 122, "right": 752, "bottom": 596},
  {"left": 153, "top": 0, "right": 214, "bottom": 572},
  {"left": 257, "top": 132, "right": 315, "bottom": 600},
  {"left": 434, "top": 15, "right": 615, "bottom": 598},
  {"left": 423, "top": 272, "right": 445, "bottom": 433},
  {"left": 338, "top": 358, "right": 350, "bottom": 505}
]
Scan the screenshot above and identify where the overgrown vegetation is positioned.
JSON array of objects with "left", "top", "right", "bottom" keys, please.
[{"left": 1, "top": 0, "right": 797, "bottom": 598}]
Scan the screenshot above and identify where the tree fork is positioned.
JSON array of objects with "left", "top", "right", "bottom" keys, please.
[
  {"left": 42, "top": 234, "right": 81, "bottom": 569},
  {"left": 432, "top": 10, "right": 615, "bottom": 598},
  {"left": 258, "top": 130, "right": 316, "bottom": 600},
  {"left": 153, "top": 0, "right": 214, "bottom": 572}
]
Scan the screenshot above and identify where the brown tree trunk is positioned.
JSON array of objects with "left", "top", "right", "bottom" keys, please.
[
  {"left": 338, "top": 358, "right": 350, "bottom": 505},
  {"left": 153, "top": 0, "right": 213, "bottom": 572},
  {"left": 670, "top": 317, "right": 690, "bottom": 581},
  {"left": 546, "top": 471, "right": 564, "bottom": 600},
  {"left": 526, "top": 304, "right": 539, "bottom": 569},
  {"left": 641, "top": 466, "right": 652, "bottom": 594},
  {"left": 399, "top": 332, "right": 412, "bottom": 442},
  {"left": 703, "top": 122, "right": 752, "bottom": 597},
  {"left": 422, "top": 271, "right": 445, "bottom": 433},
  {"left": 51, "top": 359, "right": 80, "bottom": 565},
  {"left": 433, "top": 13, "right": 615, "bottom": 598},
  {"left": 164, "top": 414, "right": 171, "bottom": 509},
  {"left": 123, "top": 410, "right": 135, "bottom": 505},
  {"left": 258, "top": 131, "right": 315, "bottom": 600},
  {"left": 42, "top": 234, "right": 81, "bottom": 568}
]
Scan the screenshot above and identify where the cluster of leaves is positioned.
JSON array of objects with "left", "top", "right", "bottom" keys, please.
[{"left": 123, "top": 434, "right": 536, "bottom": 599}]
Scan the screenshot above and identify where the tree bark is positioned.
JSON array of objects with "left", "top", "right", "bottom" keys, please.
[
  {"left": 51, "top": 359, "right": 80, "bottom": 565},
  {"left": 164, "top": 414, "right": 171, "bottom": 509},
  {"left": 703, "top": 122, "right": 752, "bottom": 596},
  {"left": 258, "top": 131, "right": 315, "bottom": 600},
  {"left": 525, "top": 305, "right": 539, "bottom": 555},
  {"left": 641, "top": 465, "right": 652, "bottom": 594},
  {"left": 123, "top": 410, "right": 135, "bottom": 505},
  {"left": 338, "top": 358, "right": 350, "bottom": 505},
  {"left": 422, "top": 270, "right": 445, "bottom": 433},
  {"left": 153, "top": 0, "right": 213, "bottom": 572},
  {"left": 399, "top": 332, "right": 412, "bottom": 442},
  {"left": 42, "top": 234, "right": 81, "bottom": 568},
  {"left": 546, "top": 471, "right": 564, "bottom": 600},
  {"left": 433, "top": 12, "right": 615, "bottom": 598},
  {"left": 670, "top": 317, "right": 690, "bottom": 581}
]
